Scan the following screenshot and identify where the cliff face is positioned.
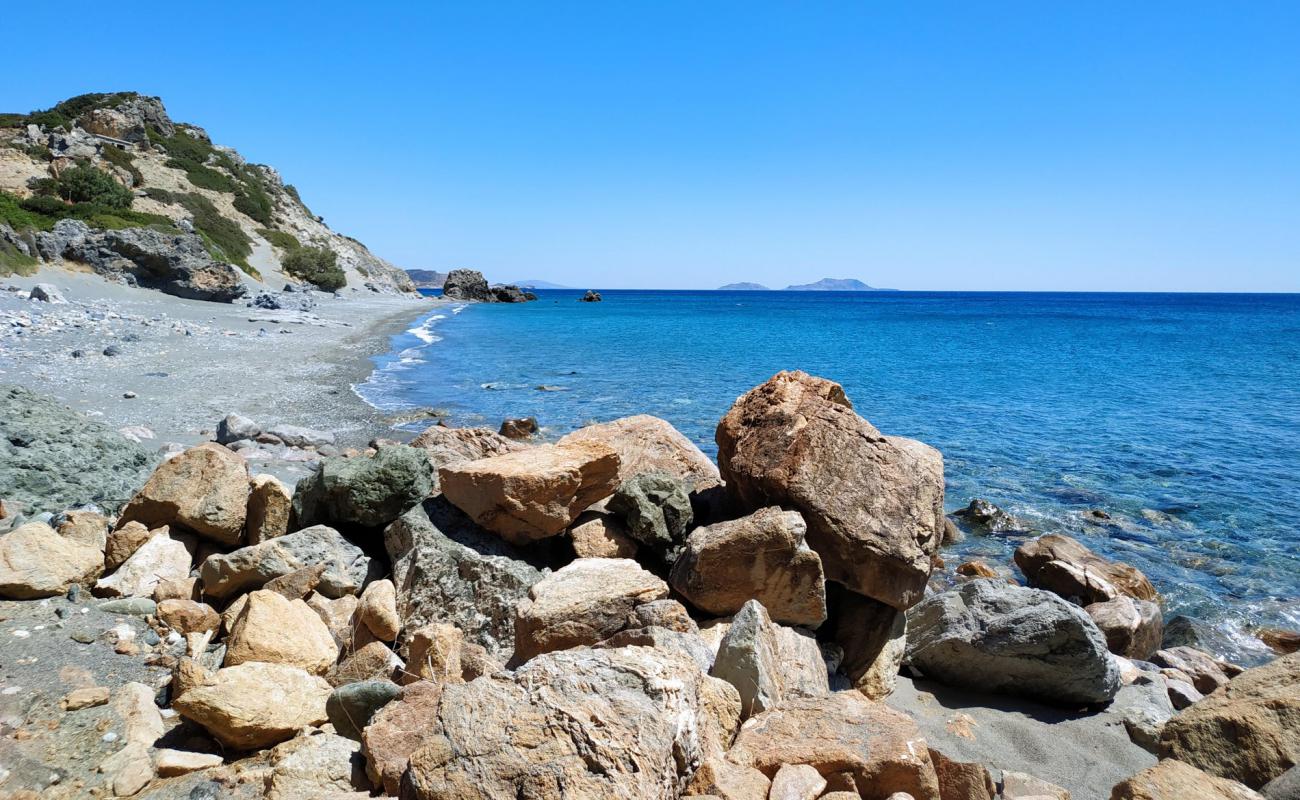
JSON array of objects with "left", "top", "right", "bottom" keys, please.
[{"left": 0, "top": 93, "right": 414, "bottom": 296}]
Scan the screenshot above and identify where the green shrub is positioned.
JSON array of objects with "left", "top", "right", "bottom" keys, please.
[
  {"left": 29, "top": 177, "right": 60, "bottom": 197},
  {"left": 234, "top": 184, "right": 273, "bottom": 225},
  {"left": 98, "top": 145, "right": 143, "bottom": 186},
  {"left": 171, "top": 192, "right": 251, "bottom": 267},
  {"left": 0, "top": 192, "right": 56, "bottom": 231},
  {"left": 256, "top": 228, "right": 300, "bottom": 250},
  {"left": 19, "top": 195, "right": 68, "bottom": 215},
  {"left": 0, "top": 113, "right": 27, "bottom": 128},
  {"left": 282, "top": 246, "right": 345, "bottom": 291},
  {"left": 55, "top": 164, "right": 133, "bottom": 208}
]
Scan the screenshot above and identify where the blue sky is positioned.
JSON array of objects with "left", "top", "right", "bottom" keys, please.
[{"left": 6, "top": 2, "right": 1298, "bottom": 290}]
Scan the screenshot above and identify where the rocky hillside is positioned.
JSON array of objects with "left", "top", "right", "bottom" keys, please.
[{"left": 0, "top": 92, "right": 414, "bottom": 299}]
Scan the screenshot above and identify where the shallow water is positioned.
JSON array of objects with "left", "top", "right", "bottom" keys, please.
[{"left": 358, "top": 290, "right": 1300, "bottom": 661}]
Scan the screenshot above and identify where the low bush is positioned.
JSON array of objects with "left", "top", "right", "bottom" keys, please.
[
  {"left": 256, "top": 228, "right": 300, "bottom": 250},
  {"left": 282, "top": 245, "right": 345, "bottom": 291},
  {"left": 98, "top": 145, "right": 144, "bottom": 186},
  {"left": 55, "top": 164, "right": 133, "bottom": 208},
  {"left": 0, "top": 192, "right": 56, "bottom": 231}
]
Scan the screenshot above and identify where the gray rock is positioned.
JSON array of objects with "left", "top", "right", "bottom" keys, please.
[
  {"left": 326, "top": 679, "right": 401, "bottom": 741},
  {"left": 384, "top": 497, "right": 543, "bottom": 658},
  {"left": 709, "top": 600, "right": 830, "bottom": 720},
  {"left": 265, "top": 424, "right": 335, "bottom": 449},
  {"left": 952, "top": 498, "right": 1028, "bottom": 534},
  {"left": 0, "top": 385, "right": 155, "bottom": 515},
  {"left": 441, "top": 269, "right": 535, "bottom": 303},
  {"left": 198, "top": 524, "right": 373, "bottom": 600},
  {"left": 1107, "top": 676, "right": 1175, "bottom": 753},
  {"left": 605, "top": 472, "right": 693, "bottom": 563},
  {"left": 216, "top": 413, "right": 260, "bottom": 445},
  {"left": 29, "top": 283, "right": 66, "bottom": 303},
  {"left": 292, "top": 445, "right": 435, "bottom": 530},
  {"left": 97, "top": 598, "right": 158, "bottom": 616},
  {"left": 905, "top": 578, "right": 1121, "bottom": 705},
  {"left": 1264, "top": 767, "right": 1300, "bottom": 800}
]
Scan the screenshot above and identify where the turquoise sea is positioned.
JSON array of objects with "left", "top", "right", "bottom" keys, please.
[{"left": 357, "top": 290, "right": 1300, "bottom": 662}]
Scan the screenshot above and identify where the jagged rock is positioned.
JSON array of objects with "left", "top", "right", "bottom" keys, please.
[
  {"left": 558, "top": 414, "right": 722, "bottom": 492},
  {"left": 217, "top": 413, "right": 261, "bottom": 445},
  {"left": 0, "top": 521, "right": 103, "bottom": 598},
  {"left": 266, "top": 424, "right": 335, "bottom": 449},
  {"left": 671, "top": 507, "right": 825, "bottom": 626},
  {"left": 1015, "top": 534, "right": 1158, "bottom": 604},
  {"left": 409, "top": 425, "right": 528, "bottom": 491},
  {"left": 951, "top": 498, "right": 1028, "bottom": 534},
  {"left": 264, "top": 563, "right": 326, "bottom": 599},
  {"left": 438, "top": 441, "right": 620, "bottom": 544},
  {"left": 579, "top": 289, "right": 603, "bottom": 302},
  {"left": 831, "top": 588, "right": 908, "bottom": 700},
  {"left": 358, "top": 578, "right": 401, "bottom": 641},
  {"left": 174, "top": 661, "right": 331, "bottom": 750},
  {"left": 385, "top": 498, "right": 542, "bottom": 658},
  {"left": 498, "top": 417, "right": 538, "bottom": 440},
  {"left": 292, "top": 445, "right": 435, "bottom": 530},
  {"left": 95, "top": 531, "right": 191, "bottom": 597},
  {"left": 724, "top": 691, "right": 941, "bottom": 799},
  {"left": 306, "top": 592, "right": 359, "bottom": 649},
  {"left": 362, "top": 681, "right": 446, "bottom": 794},
  {"left": 330, "top": 639, "right": 403, "bottom": 686},
  {"left": 158, "top": 598, "right": 220, "bottom": 634},
  {"left": 605, "top": 472, "right": 694, "bottom": 563},
  {"left": 512, "top": 557, "right": 669, "bottom": 665},
  {"left": 263, "top": 729, "right": 370, "bottom": 799},
  {"left": 398, "top": 646, "right": 737, "bottom": 800},
  {"left": 225, "top": 590, "right": 339, "bottom": 674},
  {"left": 904, "top": 578, "right": 1121, "bottom": 705},
  {"left": 1110, "top": 759, "right": 1265, "bottom": 799},
  {"left": 104, "top": 521, "right": 156, "bottom": 571},
  {"left": 246, "top": 474, "right": 292, "bottom": 544},
  {"left": 1159, "top": 652, "right": 1299, "bottom": 789},
  {"left": 327, "top": 680, "right": 402, "bottom": 741},
  {"left": 440, "top": 269, "right": 535, "bottom": 303},
  {"left": 715, "top": 371, "right": 945, "bottom": 610},
  {"left": 710, "top": 599, "right": 829, "bottom": 718},
  {"left": 1088, "top": 596, "right": 1164, "bottom": 660},
  {"left": 0, "top": 385, "right": 155, "bottom": 515},
  {"left": 118, "top": 443, "right": 250, "bottom": 545},
  {"left": 29, "top": 282, "right": 66, "bottom": 303},
  {"left": 1151, "top": 646, "right": 1239, "bottom": 695},
  {"left": 199, "top": 524, "right": 372, "bottom": 600},
  {"left": 402, "top": 623, "right": 467, "bottom": 684},
  {"left": 568, "top": 510, "right": 638, "bottom": 558}
]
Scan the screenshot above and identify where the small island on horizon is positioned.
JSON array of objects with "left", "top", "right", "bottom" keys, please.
[{"left": 718, "top": 277, "right": 896, "bottom": 291}]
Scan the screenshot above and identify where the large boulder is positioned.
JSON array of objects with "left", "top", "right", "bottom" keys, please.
[
  {"left": 671, "top": 506, "right": 826, "bottom": 626},
  {"left": 225, "top": 590, "right": 339, "bottom": 675},
  {"left": 173, "top": 662, "right": 331, "bottom": 750},
  {"left": 715, "top": 371, "right": 945, "bottom": 610},
  {"left": 384, "top": 498, "right": 543, "bottom": 658},
  {"left": 0, "top": 385, "right": 155, "bottom": 516},
  {"left": 118, "top": 443, "right": 250, "bottom": 545},
  {"left": 605, "top": 472, "right": 694, "bottom": 563},
  {"left": 263, "top": 730, "right": 371, "bottom": 799},
  {"left": 441, "top": 269, "right": 534, "bottom": 303},
  {"left": 246, "top": 473, "right": 292, "bottom": 544},
  {"left": 1158, "top": 652, "right": 1299, "bottom": 789},
  {"left": 724, "top": 691, "right": 941, "bottom": 799},
  {"left": 199, "top": 524, "right": 372, "bottom": 600},
  {"left": 1110, "top": 759, "right": 1265, "bottom": 800},
  {"left": 710, "top": 599, "right": 829, "bottom": 718},
  {"left": 0, "top": 521, "right": 103, "bottom": 599},
  {"left": 1088, "top": 596, "right": 1164, "bottom": 660},
  {"left": 327, "top": 680, "right": 402, "bottom": 741},
  {"left": 292, "top": 445, "right": 435, "bottom": 530},
  {"left": 905, "top": 578, "right": 1121, "bottom": 705},
  {"left": 94, "top": 531, "right": 191, "bottom": 598},
  {"left": 408, "top": 425, "right": 528, "bottom": 491},
  {"left": 512, "top": 557, "right": 669, "bottom": 665},
  {"left": 558, "top": 414, "right": 722, "bottom": 492},
  {"left": 1014, "top": 534, "right": 1158, "bottom": 605},
  {"left": 399, "top": 646, "right": 738, "bottom": 799},
  {"left": 438, "top": 441, "right": 620, "bottom": 544}
]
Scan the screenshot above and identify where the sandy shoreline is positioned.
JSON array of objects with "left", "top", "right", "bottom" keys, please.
[{"left": 0, "top": 266, "right": 437, "bottom": 483}]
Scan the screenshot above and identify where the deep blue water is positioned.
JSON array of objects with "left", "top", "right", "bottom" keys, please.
[{"left": 358, "top": 290, "right": 1300, "bottom": 661}]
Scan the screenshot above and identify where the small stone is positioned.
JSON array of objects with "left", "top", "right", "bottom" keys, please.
[
  {"left": 61, "top": 686, "right": 110, "bottom": 710},
  {"left": 357, "top": 579, "right": 401, "bottom": 641},
  {"left": 154, "top": 749, "right": 223, "bottom": 776},
  {"left": 326, "top": 679, "right": 401, "bottom": 741}
]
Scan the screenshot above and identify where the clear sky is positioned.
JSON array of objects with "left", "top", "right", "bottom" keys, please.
[{"left": 6, "top": 2, "right": 1298, "bottom": 290}]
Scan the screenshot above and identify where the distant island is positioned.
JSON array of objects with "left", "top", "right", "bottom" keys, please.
[
  {"left": 784, "top": 278, "right": 895, "bottom": 291},
  {"left": 512, "top": 279, "right": 573, "bottom": 289},
  {"left": 405, "top": 269, "right": 448, "bottom": 289},
  {"left": 718, "top": 282, "right": 771, "bottom": 290}
]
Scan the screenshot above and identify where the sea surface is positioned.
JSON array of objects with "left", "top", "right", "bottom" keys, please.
[{"left": 357, "top": 290, "right": 1300, "bottom": 662}]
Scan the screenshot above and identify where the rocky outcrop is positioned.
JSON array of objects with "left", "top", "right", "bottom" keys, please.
[
  {"left": 291, "top": 445, "right": 434, "bottom": 530},
  {"left": 1158, "top": 652, "right": 1299, "bottom": 789},
  {"left": 671, "top": 506, "right": 826, "bottom": 626},
  {"left": 440, "top": 269, "right": 535, "bottom": 303},
  {"left": 118, "top": 443, "right": 250, "bottom": 546},
  {"left": 579, "top": 289, "right": 603, "bottom": 302},
  {"left": 558, "top": 414, "right": 722, "bottom": 492},
  {"left": 716, "top": 371, "right": 945, "bottom": 610},
  {"left": 952, "top": 498, "right": 1029, "bottom": 534},
  {"left": 905, "top": 578, "right": 1121, "bottom": 705},
  {"left": 1110, "top": 759, "right": 1266, "bottom": 800},
  {"left": 173, "top": 661, "right": 331, "bottom": 750},
  {"left": 438, "top": 441, "right": 620, "bottom": 544},
  {"left": 199, "top": 524, "right": 372, "bottom": 600},
  {"left": 0, "top": 521, "right": 103, "bottom": 598},
  {"left": 1015, "top": 533, "right": 1158, "bottom": 605}
]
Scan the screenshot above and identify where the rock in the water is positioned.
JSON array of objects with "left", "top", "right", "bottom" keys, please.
[
  {"left": 715, "top": 371, "right": 945, "bottom": 610},
  {"left": 1110, "top": 758, "right": 1266, "bottom": 800},
  {"left": 118, "top": 443, "right": 250, "bottom": 545},
  {"left": 173, "top": 661, "right": 331, "bottom": 750},
  {"left": 441, "top": 269, "right": 534, "bottom": 303},
  {"left": 0, "top": 385, "right": 155, "bottom": 515},
  {"left": 399, "top": 646, "right": 736, "bottom": 800},
  {"left": 358, "top": 578, "right": 401, "bottom": 641},
  {"left": 558, "top": 414, "right": 722, "bottom": 493},
  {"left": 512, "top": 557, "right": 669, "bottom": 665},
  {"left": 199, "top": 524, "right": 372, "bottom": 600},
  {"left": 579, "top": 289, "right": 603, "bottom": 302},
  {"left": 905, "top": 578, "right": 1121, "bottom": 705},
  {"left": 384, "top": 498, "right": 542, "bottom": 658},
  {"left": 216, "top": 413, "right": 260, "bottom": 445},
  {"left": 246, "top": 473, "right": 292, "bottom": 544},
  {"left": 710, "top": 599, "right": 829, "bottom": 718},
  {"left": 225, "top": 589, "right": 339, "bottom": 674},
  {"left": 0, "top": 521, "right": 103, "bottom": 599},
  {"left": 292, "top": 445, "right": 435, "bottom": 530},
  {"left": 1159, "top": 652, "right": 1299, "bottom": 789},
  {"left": 327, "top": 679, "right": 401, "bottom": 741},
  {"left": 951, "top": 498, "right": 1028, "bottom": 534},
  {"left": 95, "top": 531, "right": 191, "bottom": 598},
  {"left": 725, "top": 691, "right": 941, "bottom": 799},
  {"left": 568, "top": 510, "right": 638, "bottom": 558},
  {"left": 409, "top": 425, "right": 528, "bottom": 491},
  {"left": 605, "top": 472, "right": 695, "bottom": 563},
  {"left": 1087, "top": 596, "right": 1164, "bottom": 660},
  {"left": 1015, "top": 533, "right": 1158, "bottom": 605},
  {"left": 438, "top": 441, "right": 620, "bottom": 544},
  {"left": 1151, "top": 646, "right": 1239, "bottom": 695},
  {"left": 671, "top": 506, "right": 825, "bottom": 626},
  {"left": 498, "top": 417, "right": 538, "bottom": 440},
  {"left": 831, "top": 587, "right": 908, "bottom": 700}
]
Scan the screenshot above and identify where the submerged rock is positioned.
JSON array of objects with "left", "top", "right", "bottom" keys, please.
[{"left": 1015, "top": 533, "right": 1158, "bottom": 605}]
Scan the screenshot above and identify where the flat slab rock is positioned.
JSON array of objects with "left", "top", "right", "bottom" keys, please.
[
  {"left": 199, "top": 524, "right": 372, "bottom": 600},
  {"left": 557, "top": 413, "right": 722, "bottom": 492}
]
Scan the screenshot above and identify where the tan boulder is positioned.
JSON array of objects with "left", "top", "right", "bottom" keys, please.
[
  {"left": 357, "top": 578, "right": 400, "bottom": 641},
  {"left": 512, "top": 557, "right": 669, "bottom": 664},
  {"left": 246, "top": 473, "right": 292, "bottom": 544},
  {"left": 956, "top": 560, "right": 999, "bottom": 579},
  {"left": 264, "top": 563, "right": 327, "bottom": 599},
  {"left": 558, "top": 413, "right": 722, "bottom": 492},
  {"left": 105, "top": 520, "right": 157, "bottom": 571},
  {"left": 715, "top": 371, "right": 945, "bottom": 610},
  {"left": 329, "top": 639, "right": 403, "bottom": 686},
  {"left": 438, "top": 441, "right": 621, "bottom": 544},
  {"left": 410, "top": 424, "right": 530, "bottom": 490},
  {"left": 158, "top": 598, "right": 220, "bottom": 635},
  {"left": 1158, "top": 652, "right": 1299, "bottom": 788},
  {"left": 95, "top": 532, "right": 192, "bottom": 598},
  {"left": 362, "top": 680, "right": 445, "bottom": 795},
  {"left": 831, "top": 589, "right": 908, "bottom": 700},
  {"left": 402, "top": 623, "right": 466, "bottom": 684},
  {"left": 153, "top": 575, "right": 198, "bottom": 602},
  {"left": 62, "top": 685, "right": 110, "bottom": 710},
  {"left": 118, "top": 442, "right": 250, "bottom": 545},
  {"left": 1014, "top": 534, "right": 1157, "bottom": 605},
  {"left": 57, "top": 509, "right": 109, "bottom": 550},
  {"left": 1001, "top": 770, "right": 1070, "bottom": 799},
  {"left": 685, "top": 757, "right": 772, "bottom": 799},
  {"left": 1087, "top": 596, "right": 1164, "bottom": 660},
  {"left": 0, "top": 521, "right": 103, "bottom": 598},
  {"left": 724, "top": 691, "right": 940, "bottom": 799},
  {"left": 568, "top": 510, "right": 638, "bottom": 558},
  {"left": 265, "top": 730, "right": 369, "bottom": 800},
  {"left": 670, "top": 507, "right": 826, "bottom": 627},
  {"left": 929, "top": 748, "right": 996, "bottom": 800},
  {"left": 307, "top": 592, "right": 361, "bottom": 649},
  {"left": 1110, "top": 759, "right": 1265, "bottom": 800},
  {"left": 769, "top": 763, "right": 828, "bottom": 800},
  {"left": 173, "top": 661, "right": 331, "bottom": 750},
  {"left": 224, "top": 590, "right": 339, "bottom": 675},
  {"left": 155, "top": 749, "right": 223, "bottom": 777}
]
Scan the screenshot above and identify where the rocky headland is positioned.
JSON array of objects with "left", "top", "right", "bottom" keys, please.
[{"left": 1, "top": 369, "right": 1294, "bottom": 800}]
